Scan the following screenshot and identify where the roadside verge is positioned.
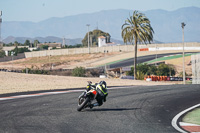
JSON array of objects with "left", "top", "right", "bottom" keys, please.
[{"left": 172, "top": 104, "right": 200, "bottom": 133}]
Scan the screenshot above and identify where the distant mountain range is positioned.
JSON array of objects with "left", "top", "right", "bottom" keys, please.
[
  {"left": 3, "top": 36, "right": 83, "bottom": 45},
  {"left": 2, "top": 36, "right": 127, "bottom": 45},
  {"left": 2, "top": 6, "right": 200, "bottom": 44}
]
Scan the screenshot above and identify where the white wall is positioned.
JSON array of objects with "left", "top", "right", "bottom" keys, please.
[
  {"left": 149, "top": 47, "right": 200, "bottom": 51},
  {"left": 98, "top": 37, "right": 106, "bottom": 47},
  {"left": 24, "top": 42, "right": 200, "bottom": 58}
]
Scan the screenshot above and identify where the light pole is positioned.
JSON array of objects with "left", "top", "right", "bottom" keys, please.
[
  {"left": 155, "top": 43, "right": 158, "bottom": 66},
  {"left": 11, "top": 51, "right": 15, "bottom": 70},
  {"left": 62, "top": 36, "right": 65, "bottom": 48},
  {"left": 86, "top": 24, "right": 90, "bottom": 54},
  {"left": 104, "top": 50, "right": 107, "bottom": 77},
  {"left": 181, "top": 22, "right": 186, "bottom": 84},
  {"left": 0, "top": 11, "right": 2, "bottom": 48}
]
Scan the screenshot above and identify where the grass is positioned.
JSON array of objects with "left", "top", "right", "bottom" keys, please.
[{"left": 182, "top": 108, "right": 200, "bottom": 125}]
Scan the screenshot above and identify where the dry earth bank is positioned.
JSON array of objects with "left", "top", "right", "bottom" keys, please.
[{"left": 0, "top": 72, "right": 177, "bottom": 94}]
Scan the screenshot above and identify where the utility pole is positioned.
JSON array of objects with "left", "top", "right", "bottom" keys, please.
[
  {"left": 90, "top": 35, "right": 93, "bottom": 47},
  {"left": 0, "top": 11, "right": 2, "bottom": 49},
  {"left": 62, "top": 37, "right": 65, "bottom": 48},
  {"left": 86, "top": 24, "right": 90, "bottom": 54},
  {"left": 155, "top": 43, "right": 158, "bottom": 66},
  {"left": 181, "top": 22, "right": 186, "bottom": 84}
]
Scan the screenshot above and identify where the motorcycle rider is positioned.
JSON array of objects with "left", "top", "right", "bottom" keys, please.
[{"left": 87, "top": 81, "right": 108, "bottom": 108}]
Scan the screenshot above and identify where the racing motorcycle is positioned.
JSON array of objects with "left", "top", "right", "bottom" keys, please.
[{"left": 77, "top": 81, "right": 98, "bottom": 111}]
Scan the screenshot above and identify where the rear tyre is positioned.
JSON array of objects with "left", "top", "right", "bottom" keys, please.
[{"left": 77, "top": 97, "right": 90, "bottom": 111}]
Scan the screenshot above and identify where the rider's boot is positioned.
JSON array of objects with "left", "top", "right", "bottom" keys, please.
[{"left": 89, "top": 103, "right": 99, "bottom": 109}]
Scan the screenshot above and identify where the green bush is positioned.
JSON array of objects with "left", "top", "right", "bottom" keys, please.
[
  {"left": 22, "top": 66, "right": 49, "bottom": 75},
  {"left": 136, "top": 71, "right": 145, "bottom": 80},
  {"left": 0, "top": 50, "right": 5, "bottom": 57},
  {"left": 72, "top": 67, "right": 86, "bottom": 77},
  {"left": 126, "top": 63, "right": 158, "bottom": 76},
  {"left": 179, "top": 71, "right": 188, "bottom": 77},
  {"left": 157, "top": 64, "right": 175, "bottom": 76},
  {"left": 126, "top": 63, "right": 176, "bottom": 78},
  {"left": 40, "top": 45, "right": 49, "bottom": 50}
]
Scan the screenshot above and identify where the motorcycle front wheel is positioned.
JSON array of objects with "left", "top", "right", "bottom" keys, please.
[{"left": 77, "top": 97, "right": 90, "bottom": 111}]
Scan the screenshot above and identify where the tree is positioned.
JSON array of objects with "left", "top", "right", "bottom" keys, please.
[
  {"left": 126, "top": 63, "right": 175, "bottom": 79},
  {"left": 40, "top": 45, "right": 49, "bottom": 50},
  {"left": 157, "top": 64, "right": 175, "bottom": 76},
  {"left": 18, "top": 47, "right": 31, "bottom": 53},
  {"left": 82, "top": 29, "right": 111, "bottom": 47},
  {"left": 148, "top": 65, "right": 158, "bottom": 75},
  {"left": 121, "top": 11, "right": 154, "bottom": 80},
  {"left": 14, "top": 41, "right": 19, "bottom": 46},
  {"left": 0, "top": 50, "right": 5, "bottom": 57},
  {"left": 34, "top": 40, "right": 40, "bottom": 47},
  {"left": 24, "top": 40, "right": 30, "bottom": 46},
  {"left": 137, "top": 63, "right": 149, "bottom": 75}
]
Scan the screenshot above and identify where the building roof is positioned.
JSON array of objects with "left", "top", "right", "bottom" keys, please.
[
  {"left": 98, "top": 36, "right": 106, "bottom": 38},
  {"left": 38, "top": 43, "right": 62, "bottom": 48}
]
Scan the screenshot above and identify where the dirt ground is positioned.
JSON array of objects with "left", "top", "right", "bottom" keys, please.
[
  {"left": 0, "top": 71, "right": 179, "bottom": 94},
  {"left": 0, "top": 52, "right": 119, "bottom": 70},
  {"left": 0, "top": 50, "right": 197, "bottom": 94},
  {"left": 0, "top": 50, "right": 197, "bottom": 73},
  {"left": 165, "top": 56, "right": 192, "bottom": 76}
]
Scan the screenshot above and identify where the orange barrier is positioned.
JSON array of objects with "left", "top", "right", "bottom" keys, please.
[
  {"left": 164, "top": 76, "right": 167, "bottom": 81},
  {"left": 144, "top": 75, "right": 169, "bottom": 81},
  {"left": 154, "top": 76, "right": 158, "bottom": 81},
  {"left": 139, "top": 48, "right": 149, "bottom": 51}
]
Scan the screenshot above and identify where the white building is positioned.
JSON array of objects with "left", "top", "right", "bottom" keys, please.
[{"left": 98, "top": 36, "right": 115, "bottom": 47}]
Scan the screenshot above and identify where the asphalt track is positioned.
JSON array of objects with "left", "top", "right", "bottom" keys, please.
[
  {"left": 0, "top": 84, "right": 200, "bottom": 133},
  {"left": 107, "top": 52, "right": 195, "bottom": 69}
]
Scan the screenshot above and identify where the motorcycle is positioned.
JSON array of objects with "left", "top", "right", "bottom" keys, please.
[{"left": 77, "top": 81, "right": 98, "bottom": 111}]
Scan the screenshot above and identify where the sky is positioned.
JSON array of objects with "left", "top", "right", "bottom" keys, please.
[{"left": 0, "top": 0, "right": 200, "bottom": 22}]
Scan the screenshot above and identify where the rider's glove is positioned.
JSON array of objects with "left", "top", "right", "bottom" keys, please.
[{"left": 86, "top": 85, "right": 90, "bottom": 91}]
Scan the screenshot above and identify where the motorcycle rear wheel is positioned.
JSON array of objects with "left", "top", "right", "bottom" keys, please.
[{"left": 77, "top": 97, "right": 90, "bottom": 111}]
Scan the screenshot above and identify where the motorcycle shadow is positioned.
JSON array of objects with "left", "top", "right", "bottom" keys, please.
[{"left": 85, "top": 107, "right": 140, "bottom": 112}]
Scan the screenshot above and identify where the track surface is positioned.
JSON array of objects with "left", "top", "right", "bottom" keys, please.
[
  {"left": 0, "top": 85, "right": 200, "bottom": 133},
  {"left": 108, "top": 52, "right": 194, "bottom": 69}
]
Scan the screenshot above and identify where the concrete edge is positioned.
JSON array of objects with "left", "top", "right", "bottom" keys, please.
[{"left": 171, "top": 104, "right": 200, "bottom": 133}]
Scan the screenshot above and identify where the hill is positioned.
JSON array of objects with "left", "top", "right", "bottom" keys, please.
[
  {"left": 2, "top": 7, "right": 200, "bottom": 43},
  {"left": 3, "top": 36, "right": 83, "bottom": 45}
]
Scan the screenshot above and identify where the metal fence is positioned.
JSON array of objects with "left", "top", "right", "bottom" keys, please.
[{"left": 192, "top": 54, "right": 200, "bottom": 84}]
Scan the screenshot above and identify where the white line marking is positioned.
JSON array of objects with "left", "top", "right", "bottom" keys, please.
[
  {"left": 171, "top": 104, "right": 200, "bottom": 133},
  {"left": 0, "top": 90, "right": 84, "bottom": 101},
  {"left": 0, "top": 86, "right": 137, "bottom": 101},
  {"left": 0, "top": 85, "right": 154, "bottom": 101}
]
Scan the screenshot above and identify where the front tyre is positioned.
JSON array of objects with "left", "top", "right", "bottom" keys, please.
[{"left": 77, "top": 97, "right": 90, "bottom": 111}]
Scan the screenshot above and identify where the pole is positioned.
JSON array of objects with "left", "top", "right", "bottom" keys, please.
[
  {"left": 104, "top": 50, "right": 107, "bottom": 77},
  {"left": 86, "top": 24, "right": 90, "bottom": 54},
  {"left": 62, "top": 37, "right": 65, "bottom": 48},
  {"left": 182, "top": 22, "right": 186, "bottom": 84},
  {"left": 90, "top": 35, "right": 93, "bottom": 47},
  {"left": 0, "top": 11, "right": 2, "bottom": 48},
  {"left": 155, "top": 43, "right": 157, "bottom": 66}
]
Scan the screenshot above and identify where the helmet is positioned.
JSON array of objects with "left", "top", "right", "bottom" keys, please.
[
  {"left": 97, "top": 81, "right": 107, "bottom": 95},
  {"left": 99, "top": 81, "right": 107, "bottom": 88}
]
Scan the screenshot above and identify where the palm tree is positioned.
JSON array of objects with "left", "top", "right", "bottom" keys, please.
[{"left": 121, "top": 10, "right": 154, "bottom": 80}]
